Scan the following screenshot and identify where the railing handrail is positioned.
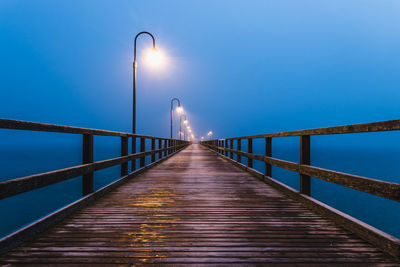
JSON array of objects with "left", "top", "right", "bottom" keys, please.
[
  {"left": 203, "top": 145, "right": 400, "bottom": 202},
  {"left": 218, "top": 119, "right": 400, "bottom": 140},
  {"left": 0, "top": 117, "right": 189, "bottom": 200},
  {"left": 202, "top": 119, "right": 400, "bottom": 202},
  {"left": 0, "top": 145, "right": 186, "bottom": 200},
  {"left": 0, "top": 118, "right": 176, "bottom": 140}
]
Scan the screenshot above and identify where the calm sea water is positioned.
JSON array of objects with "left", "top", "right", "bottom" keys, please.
[{"left": 1, "top": 130, "right": 399, "bottom": 239}]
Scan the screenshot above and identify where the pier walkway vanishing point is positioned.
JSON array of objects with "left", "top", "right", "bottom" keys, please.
[{"left": 1, "top": 143, "right": 399, "bottom": 265}]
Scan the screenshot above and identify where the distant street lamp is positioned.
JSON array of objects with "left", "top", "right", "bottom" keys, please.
[
  {"left": 180, "top": 115, "right": 187, "bottom": 140},
  {"left": 171, "top": 98, "right": 182, "bottom": 139},
  {"left": 207, "top": 131, "right": 213, "bottom": 140}
]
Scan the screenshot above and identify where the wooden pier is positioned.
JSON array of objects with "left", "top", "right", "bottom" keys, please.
[
  {"left": 0, "top": 144, "right": 398, "bottom": 265},
  {"left": 0, "top": 119, "right": 399, "bottom": 265}
]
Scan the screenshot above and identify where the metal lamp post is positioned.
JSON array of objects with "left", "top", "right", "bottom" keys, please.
[
  {"left": 133, "top": 31, "right": 156, "bottom": 134},
  {"left": 132, "top": 31, "right": 156, "bottom": 171}
]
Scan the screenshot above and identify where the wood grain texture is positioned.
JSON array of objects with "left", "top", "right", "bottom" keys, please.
[
  {"left": 1, "top": 144, "right": 397, "bottom": 265},
  {"left": 0, "top": 118, "right": 179, "bottom": 139},
  {"left": 223, "top": 119, "right": 400, "bottom": 139}
]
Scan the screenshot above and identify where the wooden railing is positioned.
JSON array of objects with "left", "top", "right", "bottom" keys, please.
[
  {"left": 0, "top": 118, "right": 189, "bottom": 254},
  {"left": 0, "top": 118, "right": 189, "bottom": 199},
  {"left": 201, "top": 119, "right": 400, "bottom": 258}
]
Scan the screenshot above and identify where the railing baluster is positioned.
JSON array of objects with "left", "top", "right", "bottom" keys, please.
[
  {"left": 140, "top": 137, "right": 145, "bottom": 168},
  {"left": 82, "top": 134, "right": 94, "bottom": 195},
  {"left": 237, "top": 139, "right": 241, "bottom": 163},
  {"left": 158, "top": 139, "right": 162, "bottom": 159},
  {"left": 300, "top": 135, "right": 311, "bottom": 195},
  {"left": 229, "top": 139, "right": 233, "bottom": 159},
  {"left": 265, "top": 137, "right": 272, "bottom": 177},
  {"left": 121, "top": 136, "right": 128, "bottom": 176},
  {"left": 224, "top": 139, "right": 228, "bottom": 156},
  {"left": 247, "top": 138, "right": 253, "bottom": 168},
  {"left": 151, "top": 138, "right": 156, "bottom": 163},
  {"left": 131, "top": 137, "right": 136, "bottom": 171},
  {"left": 164, "top": 139, "right": 168, "bottom": 156}
]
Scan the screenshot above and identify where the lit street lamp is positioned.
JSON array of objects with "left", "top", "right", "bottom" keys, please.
[
  {"left": 171, "top": 98, "right": 182, "bottom": 139},
  {"left": 207, "top": 131, "right": 213, "bottom": 140},
  {"left": 132, "top": 31, "right": 162, "bottom": 171},
  {"left": 133, "top": 31, "right": 160, "bottom": 134},
  {"left": 180, "top": 115, "right": 187, "bottom": 140}
]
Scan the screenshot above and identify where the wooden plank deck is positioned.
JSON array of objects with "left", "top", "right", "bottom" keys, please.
[{"left": 1, "top": 144, "right": 398, "bottom": 266}]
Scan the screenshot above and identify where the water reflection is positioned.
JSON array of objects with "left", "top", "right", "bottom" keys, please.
[{"left": 114, "top": 186, "right": 181, "bottom": 263}]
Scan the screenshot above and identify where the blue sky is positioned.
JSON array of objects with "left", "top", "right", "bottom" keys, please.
[{"left": 1, "top": 0, "right": 399, "bottom": 138}]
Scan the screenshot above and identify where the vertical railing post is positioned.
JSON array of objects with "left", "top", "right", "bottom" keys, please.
[
  {"left": 158, "top": 139, "right": 162, "bottom": 159},
  {"left": 151, "top": 138, "right": 156, "bottom": 163},
  {"left": 247, "top": 138, "right": 253, "bottom": 168},
  {"left": 229, "top": 139, "right": 233, "bottom": 159},
  {"left": 265, "top": 137, "right": 272, "bottom": 177},
  {"left": 82, "top": 134, "right": 94, "bottom": 196},
  {"left": 121, "top": 136, "right": 128, "bottom": 176},
  {"left": 131, "top": 136, "right": 136, "bottom": 171},
  {"left": 140, "top": 137, "right": 145, "bottom": 168},
  {"left": 224, "top": 139, "right": 228, "bottom": 156},
  {"left": 164, "top": 139, "right": 168, "bottom": 156},
  {"left": 237, "top": 139, "right": 241, "bottom": 163},
  {"left": 300, "top": 135, "right": 311, "bottom": 195}
]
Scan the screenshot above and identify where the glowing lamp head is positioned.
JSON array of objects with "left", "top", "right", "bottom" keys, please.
[
  {"left": 144, "top": 48, "right": 165, "bottom": 68},
  {"left": 176, "top": 105, "right": 183, "bottom": 113},
  {"left": 184, "top": 120, "right": 188, "bottom": 124}
]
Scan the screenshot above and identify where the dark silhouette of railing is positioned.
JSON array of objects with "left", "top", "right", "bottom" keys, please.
[
  {"left": 201, "top": 119, "right": 400, "bottom": 258},
  {"left": 0, "top": 118, "right": 189, "bottom": 254}
]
